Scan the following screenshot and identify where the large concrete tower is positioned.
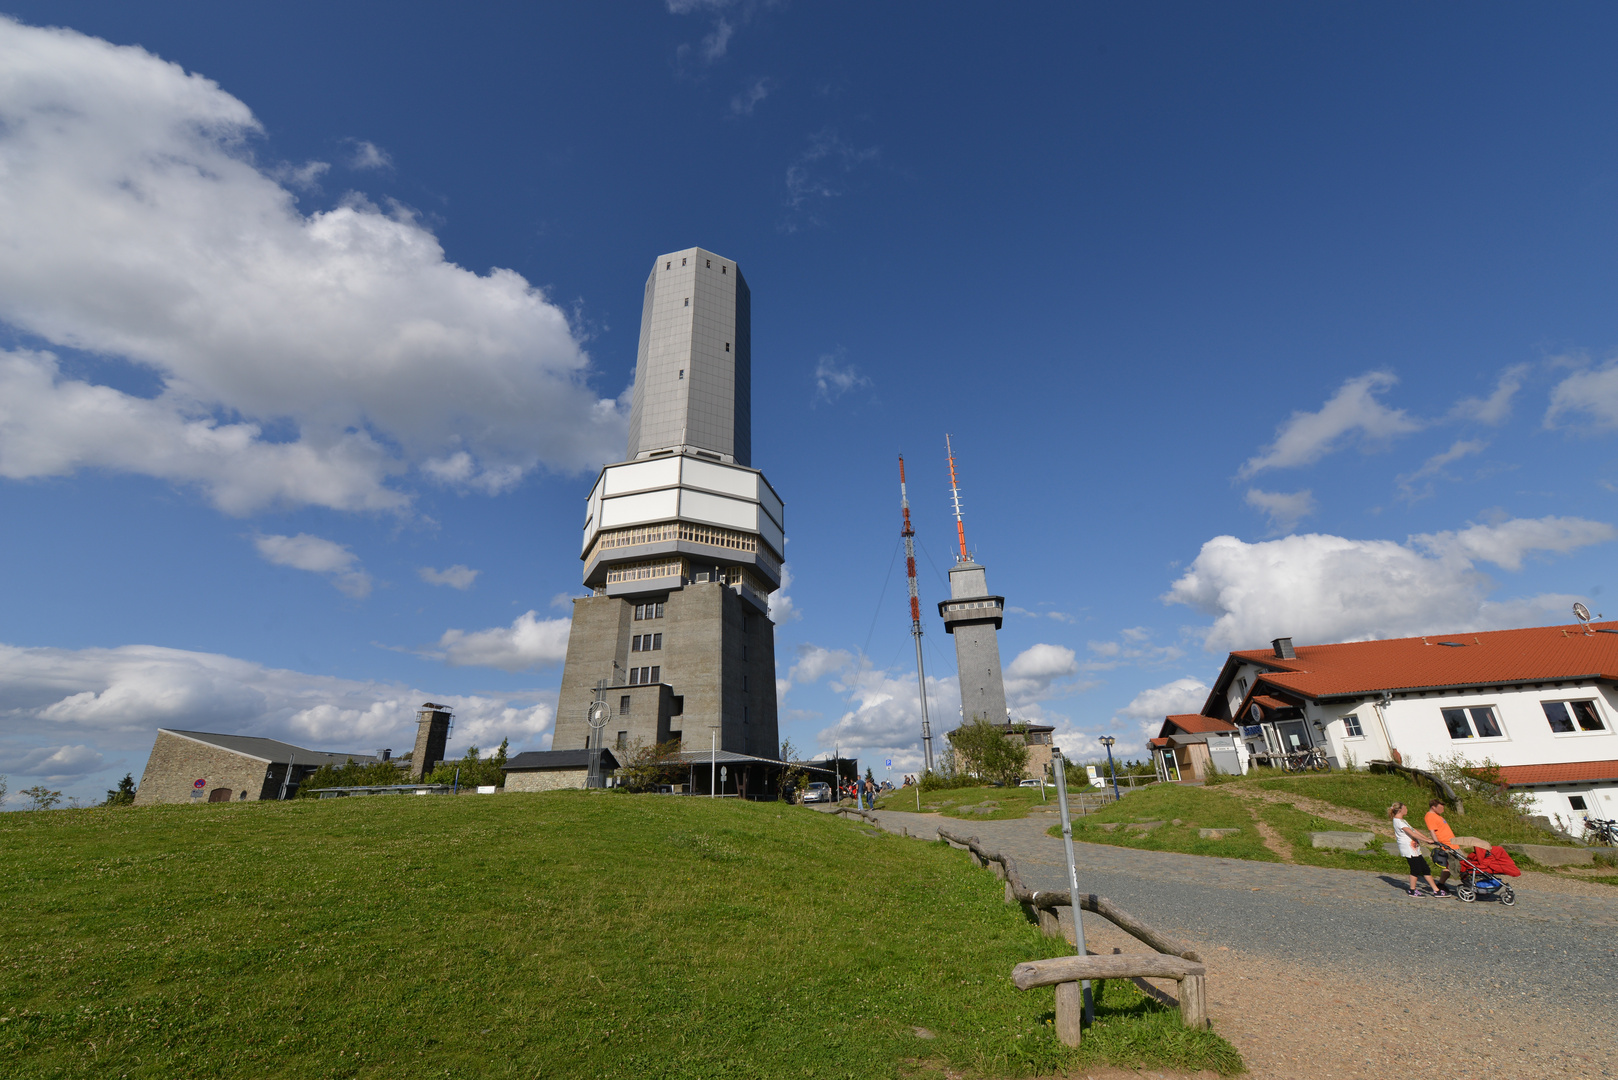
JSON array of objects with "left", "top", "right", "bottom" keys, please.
[
  {"left": 553, "top": 248, "right": 783, "bottom": 765},
  {"left": 936, "top": 438, "right": 1008, "bottom": 726}
]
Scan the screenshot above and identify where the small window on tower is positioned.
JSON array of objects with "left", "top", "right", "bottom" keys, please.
[
  {"left": 631, "top": 635, "right": 642, "bottom": 652},
  {"left": 628, "top": 669, "right": 640, "bottom": 685},
  {"left": 742, "top": 675, "right": 748, "bottom": 691},
  {"left": 724, "top": 343, "right": 730, "bottom": 352},
  {"left": 684, "top": 298, "right": 690, "bottom": 307},
  {"left": 744, "top": 706, "right": 749, "bottom": 722},
  {"left": 620, "top": 696, "right": 631, "bottom": 715},
  {"left": 679, "top": 369, "right": 685, "bottom": 379},
  {"left": 681, "top": 257, "right": 687, "bottom": 266},
  {"left": 650, "top": 666, "right": 661, "bottom": 682},
  {"left": 652, "top": 633, "right": 662, "bottom": 650},
  {"left": 665, "top": 262, "right": 671, "bottom": 270},
  {"left": 722, "top": 265, "right": 727, "bottom": 273},
  {"left": 706, "top": 259, "right": 711, "bottom": 268}
]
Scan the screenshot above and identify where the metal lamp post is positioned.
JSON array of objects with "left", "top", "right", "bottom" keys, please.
[{"left": 1100, "top": 735, "right": 1121, "bottom": 802}]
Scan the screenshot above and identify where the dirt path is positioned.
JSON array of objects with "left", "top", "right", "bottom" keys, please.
[
  {"left": 1242, "top": 809, "right": 1294, "bottom": 863},
  {"left": 1221, "top": 784, "right": 1392, "bottom": 834}
]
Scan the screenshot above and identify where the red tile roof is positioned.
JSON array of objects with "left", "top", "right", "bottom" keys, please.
[
  {"left": 1252, "top": 694, "right": 1297, "bottom": 711},
  {"left": 1161, "top": 713, "right": 1239, "bottom": 736},
  {"left": 1494, "top": 760, "right": 1618, "bottom": 786},
  {"left": 1231, "top": 622, "right": 1618, "bottom": 700}
]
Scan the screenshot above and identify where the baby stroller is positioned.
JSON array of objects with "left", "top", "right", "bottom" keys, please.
[{"left": 1432, "top": 840, "right": 1518, "bottom": 906}]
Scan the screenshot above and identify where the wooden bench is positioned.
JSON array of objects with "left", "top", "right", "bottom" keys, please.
[{"left": 1011, "top": 953, "right": 1207, "bottom": 1047}]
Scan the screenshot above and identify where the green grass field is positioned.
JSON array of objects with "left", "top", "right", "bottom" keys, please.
[
  {"left": 0, "top": 793, "right": 1243, "bottom": 1079},
  {"left": 1041, "top": 769, "right": 1587, "bottom": 877},
  {"left": 872, "top": 784, "right": 1066, "bottom": 820}
]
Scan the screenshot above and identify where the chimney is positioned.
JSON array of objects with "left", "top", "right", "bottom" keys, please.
[{"left": 1272, "top": 637, "right": 1295, "bottom": 660}]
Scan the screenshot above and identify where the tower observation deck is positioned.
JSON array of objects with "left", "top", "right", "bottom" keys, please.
[{"left": 554, "top": 248, "right": 783, "bottom": 767}]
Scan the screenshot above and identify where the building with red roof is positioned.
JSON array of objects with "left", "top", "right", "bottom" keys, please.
[{"left": 1175, "top": 622, "right": 1618, "bottom": 832}]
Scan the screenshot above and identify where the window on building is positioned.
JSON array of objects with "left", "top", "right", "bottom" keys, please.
[
  {"left": 628, "top": 668, "right": 639, "bottom": 685},
  {"left": 681, "top": 257, "right": 687, "bottom": 266},
  {"left": 631, "top": 635, "right": 641, "bottom": 652},
  {"left": 1543, "top": 699, "right": 1607, "bottom": 733},
  {"left": 1441, "top": 706, "right": 1503, "bottom": 739},
  {"left": 684, "top": 298, "right": 689, "bottom": 307},
  {"left": 1570, "top": 795, "right": 1589, "bottom": 811},
  {"left": 725, "top": 343, "right": 730, "bottom": 352},
  {"left": 743, "top": 705, "right": 749, "bottom": 723},
  {"left": 706, "top": 259, "right": 711, "bottom": 267},
  {"left": 1342, "top": 714, "right": 1364, "bottom": 738},
  {"left": 616, "top": 731, "right": 627, "bottom": 750},
  {"left": 620, "top": 695, "right": 631, "bottom": 715},
  {"left": 679, "top": 368, "right": 685, "bottom": 379},
  {"left": 650, "top": 666, "right": 660, "bottom": 682},
  {"left": 665, "top": 261, "right": 671, "bottom": 269},
  {"left": 1237, "top": 676, "right": 1249, "bottom": 695},
  {"left": 742, "top": 675, "right": 747, "bottom": 691},
  {"left": 722, "top": 265, "right": 727, "bottom": 273}
]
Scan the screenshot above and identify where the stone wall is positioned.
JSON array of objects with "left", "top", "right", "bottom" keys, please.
[
  {"left": 133, "top": 731, "right": 272, "bottom": 806},
  {"left": 504, "top": 767, "right": 589, "bottom": 793}
]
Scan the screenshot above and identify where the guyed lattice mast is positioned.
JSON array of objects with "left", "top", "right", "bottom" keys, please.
[
  {"left": 899, "top": 455, "right": 935, "bottom": 774},
  {"left": 946, "top": 433, "right": 968, "bottom": 562}
]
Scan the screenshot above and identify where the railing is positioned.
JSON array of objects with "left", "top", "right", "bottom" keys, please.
[{"left": 936, "top": 827, "right": 1207, "bottom": 1047}]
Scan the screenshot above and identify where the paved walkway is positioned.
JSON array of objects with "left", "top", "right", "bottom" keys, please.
[{"left": 820, "top": 804, "right": 1618, "bottom": 1078}]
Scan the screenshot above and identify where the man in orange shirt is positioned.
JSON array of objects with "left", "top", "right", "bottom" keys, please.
[{"left": 1424, "top": 798, "right": 1459, "bottom": 896}]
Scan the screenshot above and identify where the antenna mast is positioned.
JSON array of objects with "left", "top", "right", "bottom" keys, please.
[
  {"left": 946, "top": 433, "right": 968, "bottom": 562},
  {"left": 900, "top": 455, "right": 935, "bottom": 774}
]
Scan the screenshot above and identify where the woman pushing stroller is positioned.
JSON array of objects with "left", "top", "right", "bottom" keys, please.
[{"left": 1389, "top": 802, "right": 1448, "bottom": 897}]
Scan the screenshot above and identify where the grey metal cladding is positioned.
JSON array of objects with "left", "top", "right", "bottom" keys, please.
[{"left": 627, "top": 248, "right": 748, "bottom": 463}]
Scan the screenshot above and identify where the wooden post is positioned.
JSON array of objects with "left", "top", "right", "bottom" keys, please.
[
  {"left": 1179, "top": 973, "right": 1207, "bottom": 1029},
  {"left": 1054, "top": 981, "right": 1083, "bottom": 1047}
]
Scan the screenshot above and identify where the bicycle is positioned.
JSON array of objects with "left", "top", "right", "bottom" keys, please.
[
  {"left": 1583, "top": 817, "right": 1618, "bottom": 846},
  {"left": 1280, "top": 748, "right": 1330, "bottom": 773}
]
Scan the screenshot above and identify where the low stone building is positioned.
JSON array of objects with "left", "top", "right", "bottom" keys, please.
[
  {"left": 503, "top": 748, "right": 621, "bottom": 792},
  {"left": 133, "top": 729, "right": 384, "bottom": 806}
]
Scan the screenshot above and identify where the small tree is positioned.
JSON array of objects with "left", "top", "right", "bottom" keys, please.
[
  {"left": 424, "top": 739, "right": 509, "bottom": 789},
  {"left": 103, "top": 773, "right": 137, "bottom": 807},
  {"left": 616, "top": 738, "right": 687, "bottom": 792},
  {"left": 21, "top": 786, "right": 61, "bottom": 811},
  {"left": 948, "top": 719, "right": 1030, "bottom": 787},
  {"left": 777, "top": 739, "right": 808, "bottom": 801},
  {"left": 297, "top": 756, "right": 411, "bottom": 796}
]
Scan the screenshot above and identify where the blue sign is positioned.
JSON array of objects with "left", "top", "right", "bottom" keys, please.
[{"left": 885, "top": 759, "right": 892, "bottom": 767}]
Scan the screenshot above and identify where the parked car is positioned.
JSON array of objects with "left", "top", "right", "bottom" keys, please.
[
  {"left": 801, "top": 782, "right": 832, "bottom": 803},
  {"left": 1018, "top": 778, "right": 1043, "bottom": 788}
]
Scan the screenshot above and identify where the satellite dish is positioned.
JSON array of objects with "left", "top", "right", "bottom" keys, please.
[
  {"left": 1575, "top": 602, "right": 1591, "bottom": 625},
  {"left": 1248, "top": 703, "right": 1262, "bottom": 723}
]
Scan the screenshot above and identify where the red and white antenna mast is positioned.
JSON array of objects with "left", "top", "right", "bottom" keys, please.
[
  {"left": 946, "top": 433, "right": 968, "bottom": 562},
  {"left": 899, "top": 455, "right": 935, "bottom": 774}
]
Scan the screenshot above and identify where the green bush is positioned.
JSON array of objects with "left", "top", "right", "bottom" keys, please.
[
  {"left": 919, "top": 770, "right": 982, "bottom": 792},
  {"left": 295, "top": 757, "right": 410, "bottom": 796}
]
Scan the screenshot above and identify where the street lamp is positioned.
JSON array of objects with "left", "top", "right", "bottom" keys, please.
[{"left": 1099, "top": 735, "right": 1121, "bottom": 802}]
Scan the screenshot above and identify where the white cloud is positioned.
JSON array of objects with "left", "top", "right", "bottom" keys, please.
[
  {"left": 1003, "top": 644, "right": 1081, "bottom": 705},
  {"left": 418, "top": 564, "right": 479, "bottom": 590},
  {"left": 1082, "top": 626, "right": 1184, "bottom": 671},
  {"left": 816, "top": 661, "right": 959, "bottom": 774},
  {"left": 1165, "top": 516, "right": 1615, "bottom": 651},
  {"left": 0, "top": 641, "right": 556, "bottom": 801},
  {"left": 730, "top": 77, "right": 772, "bottom": 116},
  {"left": 788, "top": 644, "right": 851, "bottom": 686},
  {"left": 1117, "top": 677, "right": 1210, "bottom": 722},
  {"left": 812, "top": 351, "right": 871, "bottom": 402},
  {"left": 1239, "top": 372, "right": 1422, "bottom": 477},
  {"left": 1006, "top": 605, "right": 1076, "bottom": 623},
  {"left": 1413, "top": 515, "right": 1617, "bottom": 572},
  {"left": 345, "top": 139, "right": 392, "bottom": 170},
  {"left": 1546, "top": 359, "right": 1618, "bottom": 431},
  {"left": 254, "top": 532, "right": 372, "bottom": 598},
  {"left": 768, "top": 564, "right": 798, "bottom": 623},
  {"left": 8, "top": 744, "right": 106, "bottom": 781},
  {"left": 782, "top": 128, "right": 880, "bottom": 230},
  {"left": 426, "top": 610, "right": 571, "bottom": 671},
  {"left": 0, "top": 18, "right": 625, "bottom": 516},
  {"left": 1396, "top": 438, "right": 1488, "bottom": 502},
  {"left": 1450, "top": 365, "right": 1527, "bottom": 425},
  {"left": 1244, "top": 488, "right": 1317, "bottom": 533}
]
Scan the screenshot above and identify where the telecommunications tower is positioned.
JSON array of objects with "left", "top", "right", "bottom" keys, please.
[
  {"left": 939, "top": 435, "right": 1009, "bottom": 727},
  {"left": 899, "top": 456, "right": 934, "bottom": 773}
]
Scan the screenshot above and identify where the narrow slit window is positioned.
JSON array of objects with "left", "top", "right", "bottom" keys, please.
[
  {"left": 724, "top": 343, "right": 730, "bottom": 352},
  {"left": 706, "top": 259, "right": 711, "bottom": 267},
  {"left": 665, "top": 261, "right": 671, "bottom": 270},
  {"left": 684, "top": 298, "right": 689, "bottom": 307},
  {"left": 681, "top": 257, "right": 687, "bottom": 266}
]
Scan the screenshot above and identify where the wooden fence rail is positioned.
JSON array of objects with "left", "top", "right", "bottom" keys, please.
[{"left": 935, "top": 826, "right": 1208, "bottom": 1047}]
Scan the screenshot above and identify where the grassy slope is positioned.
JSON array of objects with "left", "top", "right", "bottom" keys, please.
[
  {"left": 1047, "top": 770, "right": 1588, "bottom": 877},
  {"left": 0, "top": 794, "right": 1242, "bottom": 1079},
  {"left": 873, "top": 785, "right": 1070, "bottom": 821}
]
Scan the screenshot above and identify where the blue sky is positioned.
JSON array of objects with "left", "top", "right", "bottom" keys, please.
[{"left": 7, "top": 4, "right": 1618, "bottom": 804}]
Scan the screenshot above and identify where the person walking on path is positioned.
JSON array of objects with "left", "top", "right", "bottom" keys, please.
[
  {"left": 1390, "top": 802, "right": 1444, "bottom": 897},
  {"left": 1424, "top": 798, "right": 1460, "bottom": 893}
]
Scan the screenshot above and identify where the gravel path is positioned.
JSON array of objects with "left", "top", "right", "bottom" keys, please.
[{"left": 823, "top": 805, "right": 1618, "bottom": 1078}]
